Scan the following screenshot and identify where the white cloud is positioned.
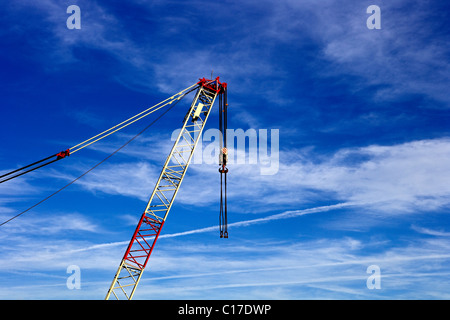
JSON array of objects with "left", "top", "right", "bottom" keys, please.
[
  {"left": 189, "top": 137, "right": 450, "bottom": 215},
  {"left": 8, "top": 0, "right": 449, "bottom": 105},
  {"left": 412, "top": 225, "right": 450, "bottom": 237},
  {"left": 127, "top": 236, "right": 450, "bottom": 299},
  {"left": 0, "top": 212, "right": 99, "bottom": 238},
  {"left": 60, "top": 161, "right": 161, "bottom": 202},
  {"left": 2, "top": 199, "right": 450, "bottom": 299},
  {"left": 288, "top": 138, "right": 450, "bottom": 212},
  {"left": 314, "top": 1, "right": 450, "bottom": 103},
  {"left": 42, "top": 137, "right": 450, "bottom": 217}
]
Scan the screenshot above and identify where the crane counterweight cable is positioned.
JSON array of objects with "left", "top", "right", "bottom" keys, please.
[
  {"left": 0, "top": 87, "right": 194, "bottom": 227},
  {"left": 69, "top": 83, "right": 197, "bottom": 154},
  {"left": 0, "top": 151, "right": 69, "bottom": 184},
  {"left": 0, "top": 83, "right": 199, "bottom": 185}
]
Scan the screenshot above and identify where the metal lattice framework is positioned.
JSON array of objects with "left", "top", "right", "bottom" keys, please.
[{"left": 106, "top": 79, "right": 226, "bottom": 300}]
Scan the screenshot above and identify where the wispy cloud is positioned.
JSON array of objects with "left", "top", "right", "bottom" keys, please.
[
  {"left": 46, "top": 161, "right": 160, "bottom": 202},
  {"left": 40, "top": 137, "right": 450, "bottom": 216},
  {"left": 161, "top": 202, "right": 355, "bottom": 238},
  {"left": 0, "top": 212, "right": 100, "bottom": 238},
  {"left": 3, "top": 135, "right": 446, "bottom": 232},
  {"left": 412, "top": 225, "right": 450, "bottom": 237},
  {"left": 36, "top": 202, "right": 355, "bottom": 254},
  {"left": 134, "top": 236, "right": 450, "bottom": 299},
  {"left": 7, "top": 0, "right": 449, "bottom": 106},
  {"left": 2, "top": 201, "right": 450, "bottom": 299},
  {"left": 273, "top": 138, "right": 450, "bottom": 213},
  {"left": 313, "top": 1, "right": 450, "bottom": 104},
  {"left": 2, "top": 0, "right": 449, "bottom": 300}
]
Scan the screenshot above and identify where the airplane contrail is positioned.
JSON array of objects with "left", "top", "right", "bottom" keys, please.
[
  {"left": 160, "top": 202, "right": 356, "bottom": 238},
  {"left": 69, "top": 202, "right": 357, "bottom": 253}
]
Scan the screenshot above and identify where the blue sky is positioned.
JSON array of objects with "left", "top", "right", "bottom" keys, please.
[{"left": 1, "top": 0, "right": 450, "bottom": 299}]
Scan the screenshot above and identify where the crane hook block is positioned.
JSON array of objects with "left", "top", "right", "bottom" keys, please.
[{"left": 219, "top": 166, "right": 228, "bottom": 174}]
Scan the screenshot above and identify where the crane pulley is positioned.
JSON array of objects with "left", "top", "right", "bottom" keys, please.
[{"left": 0, "top": 149, "right": 70, "bottom": 184}]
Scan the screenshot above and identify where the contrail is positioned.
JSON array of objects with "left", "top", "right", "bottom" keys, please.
[
  {"left": 160, "top": 202, "right": 355, "bottom": 238},
  {"left": 69, "top": 202, "right": 356, "bottom": 253}
]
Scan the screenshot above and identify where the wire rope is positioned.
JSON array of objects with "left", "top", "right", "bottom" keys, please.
[
  {"left": 0, "top": 83, "right": 199, "bottom": 184},
  {"left": 0, "top": 87, "right": 196, "bottom": 227}
]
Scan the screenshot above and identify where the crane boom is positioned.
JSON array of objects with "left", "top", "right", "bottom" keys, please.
[{"left": 105, "top": 77, "right": 227, "bottom": 300}]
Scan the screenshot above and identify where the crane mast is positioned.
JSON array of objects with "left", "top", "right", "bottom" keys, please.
[{"left": 106, "top": 77, "right": 227, "bottom": 300}]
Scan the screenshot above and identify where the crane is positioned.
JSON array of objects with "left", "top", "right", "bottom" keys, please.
[
  {"left": 105, "top": 77, "right": 228, "bottom": 300},
  {"left": 0, "top": 76, "right": 228, "bottom": 299}
]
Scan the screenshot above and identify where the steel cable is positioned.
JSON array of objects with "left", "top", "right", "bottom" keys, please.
[{"left": 0, "top": 87, "right": 195, "bottom": 227}]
